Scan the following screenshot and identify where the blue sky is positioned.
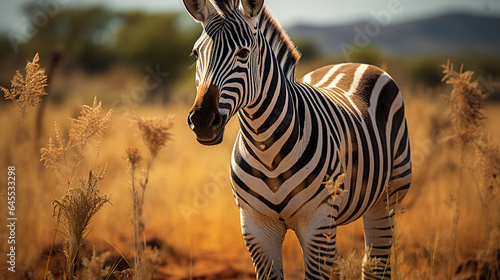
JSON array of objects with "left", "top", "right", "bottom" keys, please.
[{"left": 1, "top": 0, "right": 499, "bottom": 34}]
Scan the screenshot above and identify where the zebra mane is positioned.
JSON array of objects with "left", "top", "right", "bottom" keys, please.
[
  {"left": 208, "top": 1, "right": 301, "bottom": 80},
  {"left": 258, "top": 6, "right": 301, "bottom": 81},
  {"left": 209, "top": 0, "right": 238, "bottom": 18}
]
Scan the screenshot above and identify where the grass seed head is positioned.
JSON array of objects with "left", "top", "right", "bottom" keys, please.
[
  {"left": 125, "top": 147, "right": 142, "bottom": 170},
  {"left": 134, "top": 116, "right": 173, "bottom": 159},
  {"left": 53, "top": 170, "right": 110, "bottom": 239},
  {"left": 41, "top": 98, "right": 112, "bottom": 187},
  {"left": 0, "top": 53, "right": 48, "bottom": 119},
  {"left": 70, "top": 97, "right": 113, "bottom": 152},
  {"left": 52, "top": 169, "right": 110, "bottom": 279},
  {"left": 40, "top": 135, "right": 65, "bottom": 172},
  {"left": 441, "top": 60, "right": 486, "bottom": 146},
  {"left": 325, "top": 173, "right": 347, "bottom": 197}
]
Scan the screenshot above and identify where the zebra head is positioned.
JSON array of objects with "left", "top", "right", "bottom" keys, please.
[{"left": 183, "top": 0, "right": 265, "bottom": 145}]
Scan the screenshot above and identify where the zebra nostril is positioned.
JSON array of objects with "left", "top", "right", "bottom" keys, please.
[{"left": 211, "top": 112, "right": 222, "bottom": 129}]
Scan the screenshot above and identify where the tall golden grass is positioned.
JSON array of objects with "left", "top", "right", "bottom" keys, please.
[
  {"left": 1, "top": 53, "right": 48, "bottom": 122},
  {"left": 126, "top": 115, "right": 173, "bottom": 280},
  {"left": 1, "top": 56, "right": 499, "bottom": 279},
  {"left": 440, "top": 61, "right": 499, "bottom": 280},
  {"left": 39, "top": 96, "right": 113, "bottom": 280}
]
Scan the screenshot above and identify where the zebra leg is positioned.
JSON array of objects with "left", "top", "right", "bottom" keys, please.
[
  {"left": 362, "top": 125, "right": 411, "bottom": 279},
  {"left": 362, "top": 195, "right": 393, "bottom": 279},
  {"left": 296, "top": 203, "right": 338, "bottom": 280},
  {"left": 240, "top": 209, "right": 287, "bottom": 280},
  {"left": 362, "top": 177, "right": 410, "bottom": 279}
]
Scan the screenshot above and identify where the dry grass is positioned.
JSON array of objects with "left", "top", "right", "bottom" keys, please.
[
  {"left": 441, "top": 60, "right": 486, "bottom": 146},
  {"left": 386, "top": 189, "right": 405, "bottom": 280},
  {"left": 474, "top": 136, "right": 500, "bottom": 244},
  {"left": 52, "top": 170, "right": 110, "bottom": 280},
  {"left": 40, "top": 97, "right": 112, "bottom": 188},
  {"left": 1, "top": 53, "right": 48, "bottom": 121},
  {"left": 69, "top": 98, "right": 113, "bottom": 158},
  {"left": 1, "top": 60, "right": 500, "bottom": 279},
  {"left": 126, "top": 116, "right": 173, "bottom": 280},
  {"left": 39, "top": 97, "right": 113, "bottom": 280},
  {"left": 2, "top": 98, "right": 499, "bottom": 279},
  {"left": 331, "top": 248, "right": 382, "bottom": 280},
  {"left": 77, "top": 246, "right": 111, "bottom": 280},
  {"left": 440, "top": 61, "right": 500, "bottom": 280},
  {"left": 325, "top": 173, "right": 347, "bottom": 197},
  {"left": 134, "top": 116, "right": 173, "bottom": 160}
]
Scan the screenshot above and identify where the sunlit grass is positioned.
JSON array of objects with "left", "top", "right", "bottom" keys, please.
[{"left": 0, "top": 64, "right": 499, "bottom": 279}]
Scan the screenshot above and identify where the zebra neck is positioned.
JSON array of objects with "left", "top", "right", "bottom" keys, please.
[{"left": 238, "top": 47, "right": 303, "bottom": 171}]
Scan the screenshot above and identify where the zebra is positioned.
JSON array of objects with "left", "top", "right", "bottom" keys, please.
[{"left": 182, "top": 0, "right": 412, "bottom": 279}]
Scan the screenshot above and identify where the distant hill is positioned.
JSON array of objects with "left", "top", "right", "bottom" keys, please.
[{"left": 288, "top": 13, "right": 500, "bottom": 58}]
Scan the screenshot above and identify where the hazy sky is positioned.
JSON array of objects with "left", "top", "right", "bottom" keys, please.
[{"left": 1, "top": 0, "right": 499, "bottom": 34}]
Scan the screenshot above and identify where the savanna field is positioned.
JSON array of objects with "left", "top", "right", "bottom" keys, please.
[{"left": 0, "top": 52, "right": 499, "bottom": 280}]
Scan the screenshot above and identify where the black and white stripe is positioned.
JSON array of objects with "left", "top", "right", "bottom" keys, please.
[{"left": 183, "top": 1, "right": 412, "bottom": 279}]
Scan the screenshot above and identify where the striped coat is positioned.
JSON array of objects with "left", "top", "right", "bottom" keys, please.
[{"left": 182, "top": 0, "right": 412, "bottom": 279}]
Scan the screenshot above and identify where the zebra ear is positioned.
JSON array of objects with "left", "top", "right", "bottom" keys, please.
[
  {"left": 240, "top": 0, "right": 264, "bottom": 20},
  {"left": 182, "top": 0, "right": 216, "bottom": 23}
]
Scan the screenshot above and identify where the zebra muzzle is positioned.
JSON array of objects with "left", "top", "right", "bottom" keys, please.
[{"left": 187, "top": 84, "right": 225, "bottom": 145}]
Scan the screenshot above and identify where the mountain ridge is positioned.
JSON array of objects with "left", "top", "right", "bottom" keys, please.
[{"left": 288, "top": 13, "right": 500, "bottom": 57}]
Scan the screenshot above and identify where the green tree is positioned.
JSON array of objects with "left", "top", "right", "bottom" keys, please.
[{"left": 112, "top": 12, "right": 199, "bottom": 100}]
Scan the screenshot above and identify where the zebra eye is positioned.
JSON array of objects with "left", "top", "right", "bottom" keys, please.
[{"left": 236, "top": 48, "right": 250, "bottom": 60}]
